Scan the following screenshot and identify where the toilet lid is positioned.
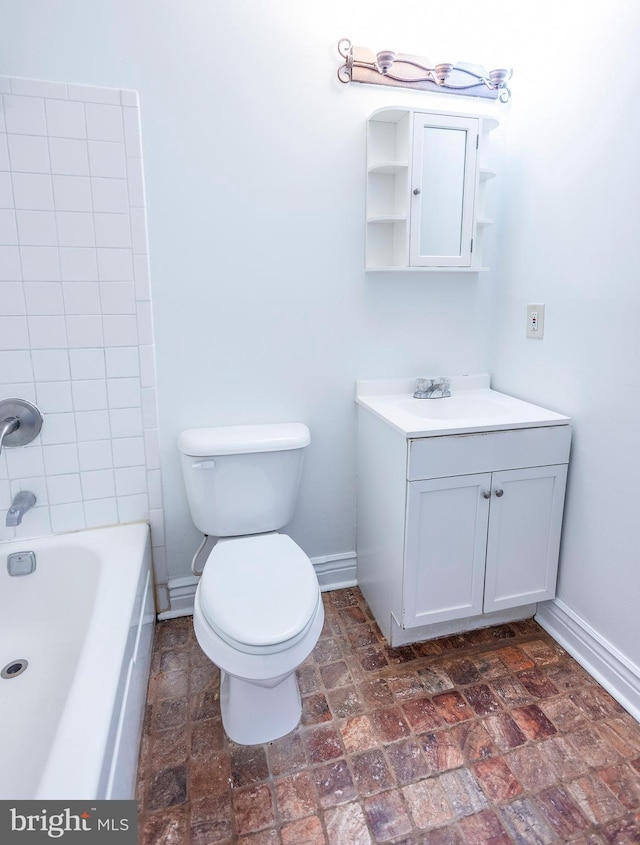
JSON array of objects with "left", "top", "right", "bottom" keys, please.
[{"left": 199, "top": 534, "right": 320, "bottom": 648}]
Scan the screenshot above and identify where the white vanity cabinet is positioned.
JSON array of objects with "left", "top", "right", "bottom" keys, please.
[
  {"left": 365, "top": 107, "right": 498, "bottom": 271},
  {"left": 356, "top": 408, "right": 572, "bottom": 646}
]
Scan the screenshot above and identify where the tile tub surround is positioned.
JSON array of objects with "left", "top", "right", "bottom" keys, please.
[
  {"left": 137, "top": 588, "right": 640, "bottom": 843},
  {"left": 0, "top": 75, "right": 167, "bottom": 605}
]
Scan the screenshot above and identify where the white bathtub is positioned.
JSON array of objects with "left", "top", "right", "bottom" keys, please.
[{"left": 0, "top": 522, "right": 155, "bottom": 800}]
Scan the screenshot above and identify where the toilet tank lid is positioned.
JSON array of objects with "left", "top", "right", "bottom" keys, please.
[{"left": 178, "top": 423, "right": 310, "bottom": 457}]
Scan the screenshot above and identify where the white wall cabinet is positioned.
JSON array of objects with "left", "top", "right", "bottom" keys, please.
[
  {"left": 356, "top": 410, "right": 572, "bottom": 645},
  {"left": 365, "top": 107, "right": 498, "bottom": 271}
]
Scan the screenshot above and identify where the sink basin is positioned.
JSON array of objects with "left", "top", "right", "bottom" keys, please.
[
  {"left": 398, "top": 395, "right": 512, "bottom": 420},
  {"left": 355, "top": 375, "right": 571, "bottom": 437}
]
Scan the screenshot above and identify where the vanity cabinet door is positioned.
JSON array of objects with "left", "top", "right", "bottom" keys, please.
[
  {"left": 403, "top": 474, "right": 491, "bottom": 627},
  {"left": 483, "top": 465, "right": 568, "bottom": 612}
]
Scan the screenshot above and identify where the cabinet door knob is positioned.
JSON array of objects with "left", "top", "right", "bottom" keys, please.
[
  {"left": 495, "top": 488, "right": 504, "bottom": 497},
  {"left": 413, "top": 187, "right": 421, "bottom": 195},
  {"left": 482, "top": 490, "right": 491, "bottom": 499}
]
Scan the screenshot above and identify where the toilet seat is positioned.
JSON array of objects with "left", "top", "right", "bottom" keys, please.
[{"left": 198, "top": 533, "right": 320, "bottom": 655}]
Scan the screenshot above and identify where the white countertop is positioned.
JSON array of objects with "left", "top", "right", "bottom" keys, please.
[{"left": 355, "top": 375, "right": 571, "bottom": 437}]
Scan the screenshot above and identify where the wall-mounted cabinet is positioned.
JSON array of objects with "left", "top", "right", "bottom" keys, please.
[{"left": 365, "top": 107, "right": 498, "bottom": 272}]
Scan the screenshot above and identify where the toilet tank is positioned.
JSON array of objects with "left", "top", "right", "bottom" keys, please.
[{"left": 177, "top": 423, "right": 311, "bottom": 537}]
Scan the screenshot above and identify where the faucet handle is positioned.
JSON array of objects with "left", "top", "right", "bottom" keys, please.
[
  {"left": 415, "top": 378, "right": 432, "bottom": 391},
  {"left": 438, "top": 377, "right": 451, "bottom": 397}
]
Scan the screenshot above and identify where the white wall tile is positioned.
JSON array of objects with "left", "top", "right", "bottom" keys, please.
[
  {"left": 50, "top": 502, "right": 85, "bottom": 533},
  {"left": 69, "top": 347, "right": 105, "bottom": 380},
  {"left": 59, "top": 248, "right": 98, "bottom": 281},
  {"left": 99, "top": 281, "right": 135, "bottom": 314},
  {"left": 16, "top": 210, "right": 57, "bottom": 245},
  {"left": 88, "top": 140, "right": 126, "bottom": 178},
  {"left": 105, "top": 346, "right": 139, "bottom": 378},
  {"left": 45, "top": 99, "right": 86, "bottom": 139},
  {"left": 81, "top": 468, "right": 115, "bottom": 499},
  {"left": 107, "top": 377, "right": 140, "bottom": 409},
  {"left": 52, "top": 175, "right": 92, "bottom": 211},
  {"left": 39, "top": 412, "right": 76, "bottom": 445},
  {"left": 27, "top": 315, "right": 67, "bottom": 348},
  {"left": 6, "top": 445, "right": 45, "bottom": 478},
  {"left": 36, "top": 380, "right": 73, "bottom": 413},
  {"left": 62, "top": 281, "right": 100, "bottom": 314},
  {"left": 149, "top": 508, "right": 165, "bottom": 547},
  {"left": 0, "top": 209, "right": 18, "bottom": 244},
  {"left": 112, "top": 436, "right": 145, "bottom": 467},
  {"left": 10, "top": 78, "right": 66, "bottom": 99},
  {"left": 94, "top": 212, "right": 130, "bottom": 248},
  {"left": 0, "top": 134, "right": 9, "bottom": 169},
  {"left": 0, "top": 316, "right": 29, "bottom": 349},
  {"left": 71, "top": 378, "right": 107, "bottom": 411},
  {"left": 102, "top": 314, "right": 138, "bottom": 346},
  {"left": 85, "top": 103, "right": 124, "bottom": 142},
  {"left": 0, "top": 172, "right": 13, "bottom": 207},
  {"left": 75, "top": 409, "right": 111, "bottom": 441},
  {"left": 126, "top": 157, "right": 145, "bottom": 205},
  {"left": 78, "top": 439, "right": 113, "bottom": 471},
  {"left": 0, "top": 350, "right": 32, "bottom": 382},
  {"left": 0, "top": 245, "right": 22, "bottom": 279},
  {"left": 24, "top": 281, "right": 64, "bottom": 315},
  {"left": 91, "top": 177, "right": 128, "bottom": 213},
  {"left": 0, "top": 282, "right": 26, "bottom": 314},
  {"left": 3, "top": 95, "right": 47, "bottom": 135},
  {"left": 0, "top": 78, "right": 160, "bottom": 573},
  {"left": 7, "top": 134, "right": 50, "bottom": 172},
  {"left": 68, "top": 84, "right": 120, "bottom": 105},
  {"left": 117, "top": 492, "right": 148, "bottom": 522},
  {"left": 56, "top": 211, "right": 95, "bottom": 246},
  {"left": 47, "top": 473, "right": 82, "bottom": 505},
  {"left": 20, "top": 246, "right": 61, "bottom": 281},
  {"left": 84, "top": 497, "right": 118, "bottom": 527},
  {"left": 97, "top": 247, "right": 133, "bottom": 281},
  {"left": 31, "top": 348, "right": 70, "bottom": 381},
  {"left": 109, "top": 407, "right": 143, "bottom": 438},
  {"left": 12, "top": 173, "right": 55, "bottom": 210},
  {"left": 43, "top": 443, "right": 79, "bottom": 475},
  {"left": 66, "top": 314, "right": 104, "bottom": 347},
  {"left": 49, "top": 138, "right": 89, "bottom": 176}
]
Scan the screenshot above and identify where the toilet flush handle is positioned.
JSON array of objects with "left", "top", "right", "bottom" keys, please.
[{"left": 192, "top": 460, "right": 216, "bottom": 469}]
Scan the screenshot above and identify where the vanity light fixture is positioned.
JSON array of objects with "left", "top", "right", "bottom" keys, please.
[{"left": 337, "top": 38, "right": 512, "bottom": 103}]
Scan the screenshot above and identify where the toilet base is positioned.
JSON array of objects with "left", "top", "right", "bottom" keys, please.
[{"left": 220, "top": 669, "right": 301, "bottom": 745}]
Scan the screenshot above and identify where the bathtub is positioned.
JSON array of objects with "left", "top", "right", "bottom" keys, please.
[{"left": 0, "top": 522, "right": 155, "bottom": 800}]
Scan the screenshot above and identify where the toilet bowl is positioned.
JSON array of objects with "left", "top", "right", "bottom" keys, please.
[
  {"left": 177, "top": 422, "right": 322, "bottom": 744},
  {"left": 193, "top": 533, "right": 324, "bottom": 744}
]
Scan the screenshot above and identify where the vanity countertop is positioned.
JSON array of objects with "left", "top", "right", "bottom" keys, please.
[{"left": 356, "top": 374, "right": 571, "bottom": 438}]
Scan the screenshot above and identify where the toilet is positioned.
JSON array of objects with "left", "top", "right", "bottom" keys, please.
[{"left": 177, "top": 422, "right": 324, "bottom": 745}]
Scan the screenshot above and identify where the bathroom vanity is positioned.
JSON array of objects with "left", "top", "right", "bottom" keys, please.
[{"left": 355, "top": 375, "right": 571, "bottom": 646}]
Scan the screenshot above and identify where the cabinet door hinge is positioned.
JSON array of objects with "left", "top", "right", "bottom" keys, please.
[
  {"left": 470, "top": 238, "right": 474, "bottom": 253},
  {"left": 476, "top": 134, "right": 479, "bottom": 150}
]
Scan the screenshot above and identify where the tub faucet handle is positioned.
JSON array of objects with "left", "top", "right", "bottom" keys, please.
[{"left": 0, "top": 398, "right": 43, "bottom": 457}]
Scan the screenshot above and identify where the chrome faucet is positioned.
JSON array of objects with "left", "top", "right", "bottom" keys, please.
[
  {"left": 6, "top": 491, "right": 37, "bottom": 527},
  {"left": 0, "top": 415, "right": 20, "bottom": 456},
  {"left": 413, "top": 377, "right": 451, "bottom": 399}
]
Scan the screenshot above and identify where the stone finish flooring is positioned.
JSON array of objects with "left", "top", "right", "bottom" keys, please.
[{"left": 137, "top": 588, "right": 640, "bottom": 844}]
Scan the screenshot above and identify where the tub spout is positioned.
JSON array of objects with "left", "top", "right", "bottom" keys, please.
[{"left": 6, "top": 491, "right": 36, "bottom": 527}]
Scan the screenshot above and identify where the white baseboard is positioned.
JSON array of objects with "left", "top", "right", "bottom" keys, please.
[
  {"left": 157, "top": 551, "right": 358, "bottom": 620},
  {"left": 535, "top": 598, "right": 640, "bottom": 722}
]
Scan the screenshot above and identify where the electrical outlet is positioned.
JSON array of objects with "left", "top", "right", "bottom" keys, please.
[{"left": 526, "top": 303, "right": 545, "bottom": 339}]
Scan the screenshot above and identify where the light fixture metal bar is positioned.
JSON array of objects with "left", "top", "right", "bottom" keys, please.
[{"left": 337, "top": 40, "right": 511, "bottom": 103}]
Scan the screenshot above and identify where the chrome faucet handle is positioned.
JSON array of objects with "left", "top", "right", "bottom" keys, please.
[
  {"left": 413, "top": 378, "right": 433, "bottom": 398},
  {"left": 438, "top": 377, "right": 451, "bottom": 397}
]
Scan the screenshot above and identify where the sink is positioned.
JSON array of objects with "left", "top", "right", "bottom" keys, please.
[
  {"left": 398, "top": 395, "right": 512, "bottom": 420},
  {"left": 355, "top": 375, "right": 571, "bottom": 437}
]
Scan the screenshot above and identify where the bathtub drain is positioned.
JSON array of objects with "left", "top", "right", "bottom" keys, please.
[{"left": 1, "top": 659, "right": 28, "bottom": 679}]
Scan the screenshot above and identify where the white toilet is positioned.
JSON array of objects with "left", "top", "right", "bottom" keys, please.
[{"left": 177, "top": 422, "right": 324, "bottom": 745}]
